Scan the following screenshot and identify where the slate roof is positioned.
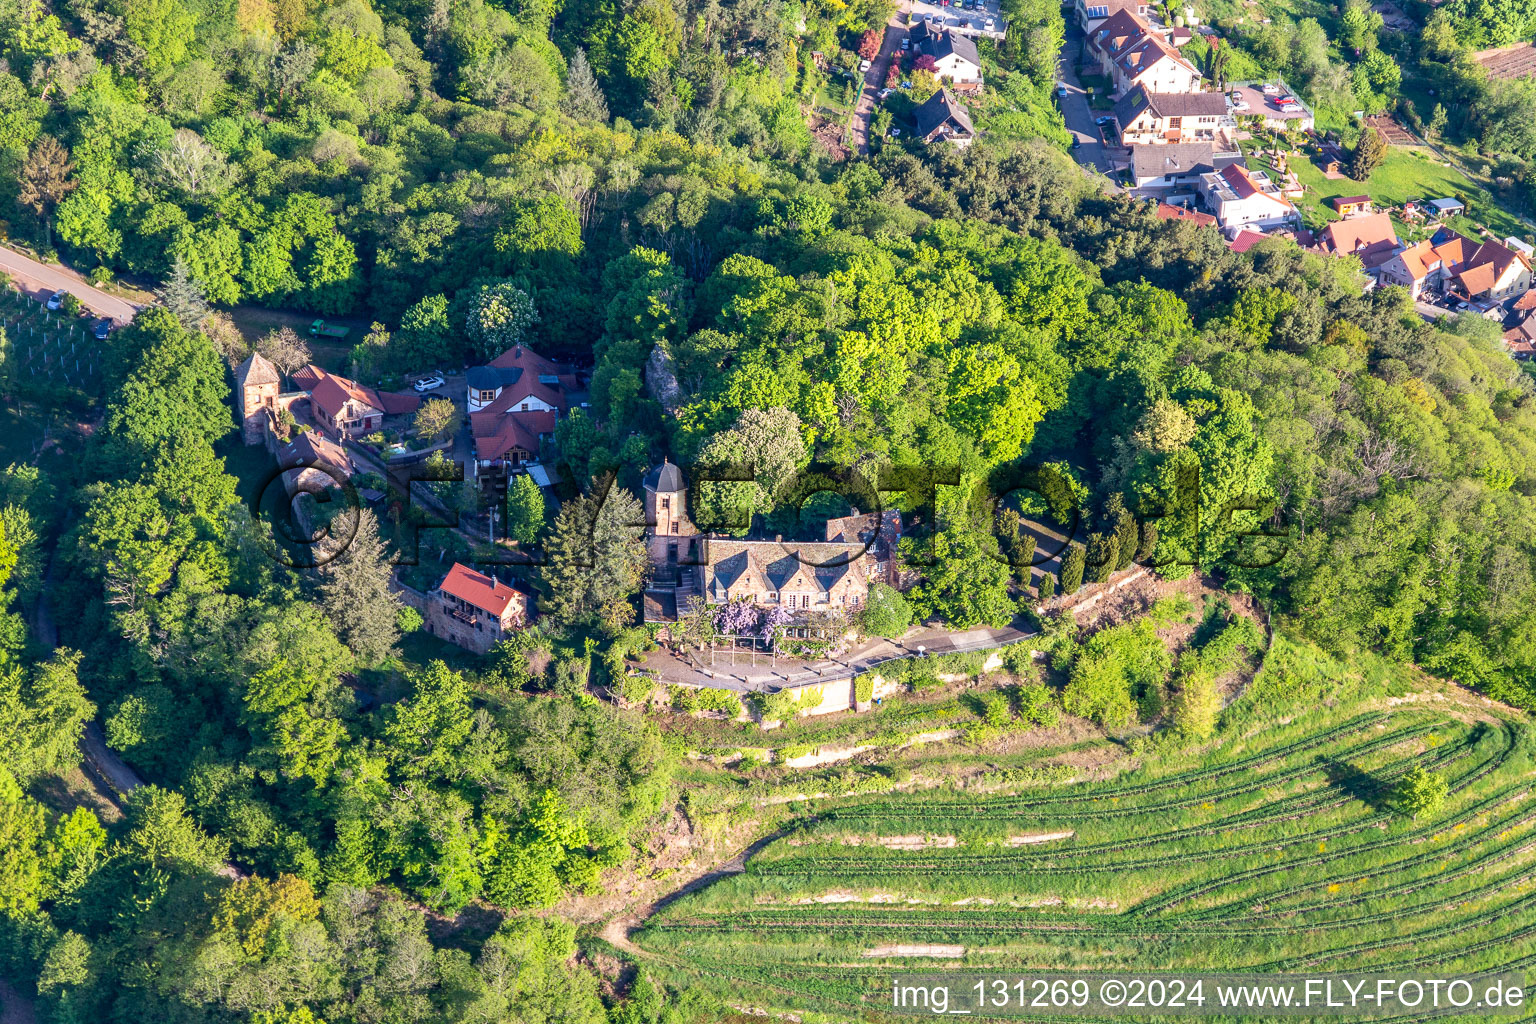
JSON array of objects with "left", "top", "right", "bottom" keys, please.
[
  {"left": 1132, "top": 141, "right": 1232, "bottom": 180},
  {"left": 276, "top": 430, "right": 352, "bottom": 477},
  {"left": 914, "top": 89, "right": 975, "bottom": 140},
  {"left": 643, "top": 459, "right": 686, "bottom": 493},
  {"left": 912, "top": 21, "right": 980, "bottom": 69}
]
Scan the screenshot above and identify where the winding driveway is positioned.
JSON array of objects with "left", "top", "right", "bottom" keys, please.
[
  {"left": 851, "top": 0, "right": 912, "bottom": 154},
  {"left": 0, "top": 244, "right": 140, "bottom": 324}
]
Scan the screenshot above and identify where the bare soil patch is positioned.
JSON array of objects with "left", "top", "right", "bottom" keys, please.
[{"left": 863, "top": 944, "right": 965, "bottom": 958}]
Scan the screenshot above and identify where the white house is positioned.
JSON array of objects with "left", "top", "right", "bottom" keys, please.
[
  {"left": 1088, "top": 10, "right": 1201, "bottom": 97},
  {"left": 1199, "top": 163, "right": 1299, "bottom": 233},
  {"left": 911, "top": 21, "right": 983, "bottom": 92},
  {"left": 1114, "top": 87, "right": 1230, "bottom": 146}
]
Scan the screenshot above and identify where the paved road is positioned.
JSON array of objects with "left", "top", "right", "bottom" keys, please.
[
  {"left": 1057, "top": 34, "right": 1111, "bottom": 175},
  {"left": 0, "top": 244, "right": 139, "bottom": 324},
  {"left": 851, "top": 0, "right": 912, "bottom": 154}
]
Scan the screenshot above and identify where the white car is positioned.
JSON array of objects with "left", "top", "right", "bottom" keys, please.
[
  {"left": 859, "top": 59, "right": 871, "bottom": 72},
  {"left": 45, "top": 290, "right": 66, "bottom": 310},
  {"left": 413, "top": 375, "right": 445, "bottom": 393},
  {"left": 878, "top": 87, "right": 893, "bottom": 100}
]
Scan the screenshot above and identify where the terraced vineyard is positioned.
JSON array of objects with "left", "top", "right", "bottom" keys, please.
[{"left": 632, "top": 703, "right": 1536, "bottom": 1021}]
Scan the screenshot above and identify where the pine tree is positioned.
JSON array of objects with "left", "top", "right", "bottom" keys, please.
[
  {"left": 318, "top": 509, "right": 401, "bottom": 665},
  {"left": 1059, "top": 543, "right": 1086, "bottom": 594},
  {"left": 157, "top": 256, "right": 210, "bottom": 328},
  {"left": 505, "top": 472, "right": 545, "bottom": 546},
  {"left": 1086, "top": 531, "right": 1116, "bottom": 584},
  {"left": 1350, "top": 127, "right": 1387, "bottom": 182},
  {"left": 539, "top": 484, "right": 649, "bottom": 633},
  {"left": 564, "top": 48, "right": 609, "bottom": 124},
  {"left": 17, "top": 135, "right": 75, "bottom": 250}
]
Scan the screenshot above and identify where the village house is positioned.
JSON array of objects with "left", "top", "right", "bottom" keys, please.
[
  {"left": 1317, "top": 211, "right": 1400, "bottom": 273},
  {"left": 1132, "top": 141, "right": 1241, "bottom": 188},
  {"left": 1087, "top": 10, "right": 1201, "bottom": 97},
  {"left": 1448, "top": 238, "right": 1533, "bottom": 303},
  {"left": 1072, "top": 0, "right": 1149, "bottom": 32},
  {"left": 1199, "top": 162, "right": 1300, "bottom": 233},
  {"left": 910, "top": 21, "right": 983, "bottom": 92},
  {"left": 1114, "top": 87, "right": 1230, "bottom": 146},
  {"left": 639, "top": 459, "right": 902, "bottom": 623},
  {"left": 294, "top": 364, "right": 421, "bottom": 440},
  {"left": 913, "top": 89, "right": 976, "bottom": 148},
  {"left": 234, "top": 352, "right": 282, "bottom": 445},
  {"left": 424, "top": 562, "right": 530, "bottom": 654},
  {"left": 466, "top": 344, "right": 585, "bottom": 479},
  {"left": 1377, "top": 230, "right": 1477, "bottom": 299},
  {"left": 1504, "top": 290, "right": 1536, "bottom": 357}
]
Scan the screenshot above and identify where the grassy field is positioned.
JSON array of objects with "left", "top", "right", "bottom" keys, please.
[
  {"left": 1273, "top": 143, "right": 1530, "bottom": 241},
  {"left": 623, "top": 631, "right": 1536, "bottom": 1021}
]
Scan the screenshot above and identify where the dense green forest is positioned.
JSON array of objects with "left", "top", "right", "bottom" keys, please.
[{"left": 3, "top": 0, "right": 1536, "bottom": 1019}]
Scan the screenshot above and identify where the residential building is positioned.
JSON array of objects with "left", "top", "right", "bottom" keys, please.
[
  {"left": 911, "top": 21, "right": 983, "bottom": 92},
  {"left": 1227, "top": 229, "right": 1269, "bottom": 253},
  {"left": 425, "top": 562, "right": 529, "bottom": 654},
  {"left": 1318, "top": 211, "right": 1399, "bottom": 272},
  {"left": 296, "top": 365, "right": 421, "bottom": 439},
  {"left": 1072, "top": 0, "right": 1148, "bottom": 32},
  {"left": 1087, "top": 10, "right": 1201, "bottom": 97},
  {"left": 1199, "top": 162, "right": 1300, "bottom": 233},
  {"left": 234, "top": 351, "right": 281, "bottom": 445},
  {"left": 913, "top": 89, "right": 976, "bottom": 147},
  {"left": 1378, "top": 230, "right": 1476, "bottom": 300},
  {"left": 639, "top": 460, "right": 901, "bottom": 623},
  {"left": 466, "top": 344, "right": 585, "bottom": 478},
  {"left": 1448, "top": 238, "right": 1533, "bottom": 302},
  {"left": 1131, "top": 141, "right": 1241, "bottom": 188},
  {"left": 1114, "top": 87, "right": 1229, "bottom": 146}
]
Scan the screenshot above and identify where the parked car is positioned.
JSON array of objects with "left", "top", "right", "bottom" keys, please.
[
  {"left": 1056, "top": 82, "right": 1070, "bottom": 97},
  {"left": 93, "top": 317, "right": 112, "bottom": 340},
  {"left": 859, "top": 58, "right": 871, "bottom": 72},
  {"left": 1095, "top": 115, "right": 1115, "bottom": 126},
  {"left": 45, "top": 290, "right": 66, "bottom": 310},
  {"left": 1230, "top": 97, "right": 1249, "bottom": 111},
  {"left": 1071, "top": 136, "right": 1081, "bottom": 149},
  {"left": 901, "top": 37, "right": 909, "bottom": 49},
  {"left": 878, "top": 87, "right": 893, "bottom": 100},
  {"left": 414, "top": 375, "right": 446, "bottom": 393}
]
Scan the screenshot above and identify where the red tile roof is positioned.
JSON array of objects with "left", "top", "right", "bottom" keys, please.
[
  {"left": 1156, "top": 202, "right": 1217, "bottom": 227},
  {"left": 471, "top": 408, "right": 556, "bottom": 462},
  {"left": 1514, "top": 289, "right": 1536, "bottom": 311},
  {"left": 1228, "top": 229, "right": 1269, "bottom": 253},
  {"left": 438, "top": 563, "right": 521, "bottom": 618},
  {"left": 1321, "top": 212, "right": 1397, "bottom": 256},
  {"left": 304, "top": 365, "right": 420, "bottom": 425}
]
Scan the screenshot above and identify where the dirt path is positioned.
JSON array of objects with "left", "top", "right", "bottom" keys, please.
[
  {"left": 0, "top": 244, "right": 139, "bottom": 323},
  {"left": 851, "top": 1, "right": 911, "bottom": 154},
  {"left": 598, "top": 826, "right": 800, "bottom": 955}
]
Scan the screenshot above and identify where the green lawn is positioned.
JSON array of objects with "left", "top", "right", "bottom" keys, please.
[{"left": 1278, "top": 144, "right": 1529, "bottom": 240}]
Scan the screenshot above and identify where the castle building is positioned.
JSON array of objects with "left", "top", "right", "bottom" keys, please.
[
  {"left": 233, "top": 351, "right": 281, "bottom": 444},
  {"left": 640, "top": 460, "right": 901, "bottom": 623}
]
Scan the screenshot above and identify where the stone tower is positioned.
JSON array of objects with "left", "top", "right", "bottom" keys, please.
[
  {"left": 233, "top": 351, "right": 281, "bottom": 445},
  {"left": 641, "top": 458, "right": 695, "bottom": 567}
]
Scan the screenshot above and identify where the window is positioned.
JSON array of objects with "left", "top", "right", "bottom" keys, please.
[
  {"left": 661, "top": 497, "right": 670, "bottom": 511},
  {"left": 670, "top": 522, "right": 679, "bottom": 534},
  {"left": 520, "top": 403, "right": 529, "bottom": 411},
  {"left": 1168, "top": 116, "right": 1182, "bottom": 129}
]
